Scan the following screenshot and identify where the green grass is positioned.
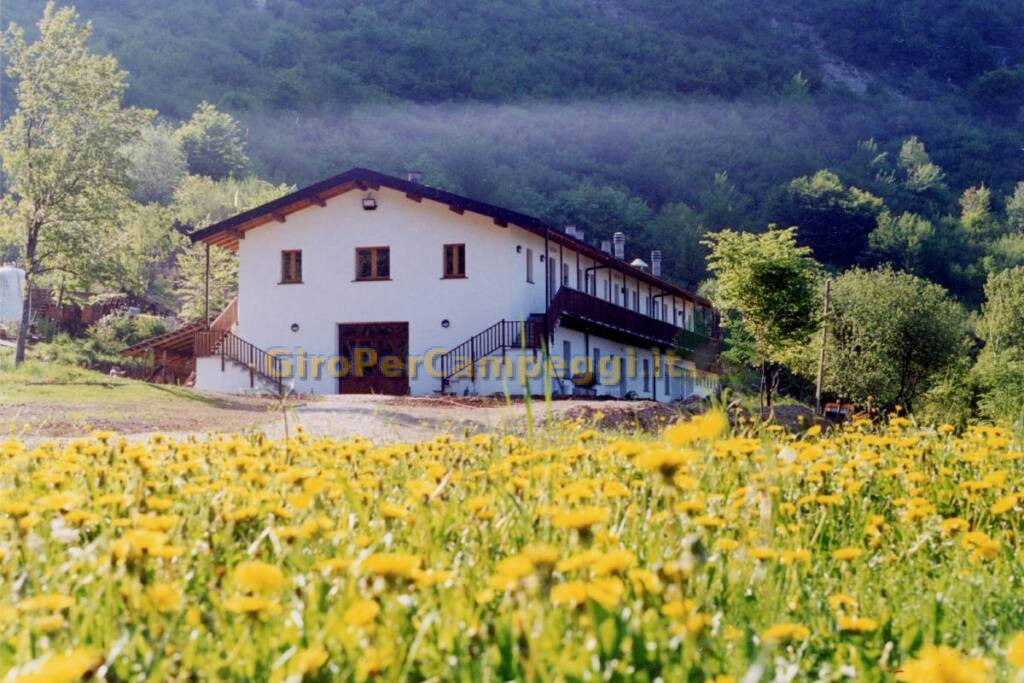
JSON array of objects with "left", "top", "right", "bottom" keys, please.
[{"left": 0, "top": 357, "right": 218, "bottom": 406}]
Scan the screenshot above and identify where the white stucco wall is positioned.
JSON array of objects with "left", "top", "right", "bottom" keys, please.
[{"left": 196, "top": 185, "right": 718, "bottom": 400}]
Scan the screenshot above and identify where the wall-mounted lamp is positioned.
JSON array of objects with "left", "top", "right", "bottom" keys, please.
[
  {"left": 290, "top": 323, "right": 300, "bottom": 332},
  {"left": 441, "top": 319, "right": 450, "bottom": 329},
  {"left": 361, "top": 194, "right": 377, "bottom": 211},
  {"left": 539, "top": 254, "right": 545, "bottom": 262},
  {"left": 516, "top": 245, "right": 522, "bottom": 253}
]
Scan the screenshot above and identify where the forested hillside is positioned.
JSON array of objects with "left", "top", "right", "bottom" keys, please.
[{"left": 4, "top": 0, "right": 1024, "bottom": 288}]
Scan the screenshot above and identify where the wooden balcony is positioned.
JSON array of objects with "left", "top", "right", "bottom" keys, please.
[{"left": 547, "top": 287, "right": 720, "bottom": 369}]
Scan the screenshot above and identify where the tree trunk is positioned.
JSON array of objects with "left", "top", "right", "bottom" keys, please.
[
  {"left": 759, "top": 357, "right": 766, "bottom": 416},
  {"left": 14, "top": 271, "right": 31, "bottom": 365},
  {"left": 15, "top": 227, "right": 38, "bottom": 366}
]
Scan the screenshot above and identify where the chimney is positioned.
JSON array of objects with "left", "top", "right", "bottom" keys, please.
[
  {"left": 651, "top": 250, "right": 662, "bottom": 277},
  {"left": 600, "top": 239, "right": 612, "bottom": 254},
  {"left": 407, "top": 170, "right": 423, "bottom": 184},
  {"left": 564, "top": 224, "right": 577, "bottom": 239},
  {"left": 612, "top": 232, "right": 625, "bottom": 260}
]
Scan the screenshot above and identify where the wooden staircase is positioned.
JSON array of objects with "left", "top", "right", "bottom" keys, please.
[
  {"left": 193, "top": 298, "right": 284, "bottom": 395},
  {"left": 438, "top": 319, "right": 544, "bottom": 392}
]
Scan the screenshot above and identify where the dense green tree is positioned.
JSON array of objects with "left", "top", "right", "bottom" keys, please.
[
  {"left": 697, "top": 172, "right": 751, "bottom": 232},
  {"left": 645, "top": 203, "right": 706, "bottom": 288},
  {"left": 548, "top": 184, "right": 651, "bottom": 240},
  {"left": 170, "top": 175, "right": 292, "bottom": 318},
  {"left": 971, "top": 348, "right": 1024, "bottom": 425},
  {"left": 959, "top": 185, "right": 1003, "bottom": 240},
  {"left": 868, "top": 211, "right": 935, "bottom": 272},
  {"left": 174, "top": 102, "right": 251, "bottom": 180},
  {"left": 124, "top": 122, "right": 188, "bottom": 204},
  {"left": 107, "top": 203, "right": 187, "bottom": 303},
  {"left": 171, "top": 175, "right": 292, "bottom": 230},
  {"left": 770, "top": 170, "right": 883, "bottom": 267},
  {"left": 815, "top": 267, "right": 968, "bottom": 410},
  {"left": 704, "top": 227, "right": 820, "bottom": 411},
  {"left": 1006, "top": 182, "right": 1024, "bottom": 233},
  {"left": 0, "top": 3, "right": 149, "bottom": 364},
  {"left": 899, "top": 136, "right": 946, "bottom": 194},
  {"left": 174, "top": 244, "right": 237, "bottom": 321},
  {"left": 983, "top": 234, "right": 1024, "bottom": 274},
  {"left": 978, "top": 267, "right": 1024, "bottom": 352}
]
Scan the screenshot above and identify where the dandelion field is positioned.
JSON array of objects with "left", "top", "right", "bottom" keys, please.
[{"left": 2, "top": 414, "right": 1024, "bottom": 681}]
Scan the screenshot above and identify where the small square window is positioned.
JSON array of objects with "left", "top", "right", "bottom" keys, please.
[
  {"left": 443, "top": 244, "right": 466, "bottom": 278},
  {"left": 356, "top": 247, "right": 390, "bottom": 280},
  {"left": 281, "top": 250, "right": 302, "bottom": 284}
]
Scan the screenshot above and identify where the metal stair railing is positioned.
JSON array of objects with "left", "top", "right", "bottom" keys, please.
[{"left": 438, "top": 319, "right": 543, "bottom": 391}]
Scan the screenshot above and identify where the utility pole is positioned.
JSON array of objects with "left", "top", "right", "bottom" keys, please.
[
  {"left": 203, "top": 243, "right": 210, "bottom": 326},
  {"left": 814, "top": 278, "right": 831, "bottom": 415}
]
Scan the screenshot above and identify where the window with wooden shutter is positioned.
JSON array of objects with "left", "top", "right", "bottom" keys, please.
[
  {"left": 443, "top": 244, "right": 466, "bottom": 278},
  {"left": 355, "top": 247, "right": 390, "bottom": 280},
  {"left": 281, "top": 250, "right": 302, "bottom": 284}
]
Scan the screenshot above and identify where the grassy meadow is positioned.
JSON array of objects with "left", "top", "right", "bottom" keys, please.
[
  {"left": 2, "top": 411, "right": 1024, "bottom": 681},
  {"left": 0, "top": 353, "right": 278, "bottom": 437}
]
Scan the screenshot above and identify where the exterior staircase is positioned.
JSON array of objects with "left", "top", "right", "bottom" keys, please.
[
  {"left": 438, "top": 319, "right": 544, "bottom": 392},
  {"left": 193, "top": 298, "right": 285, "bottom": 395}
]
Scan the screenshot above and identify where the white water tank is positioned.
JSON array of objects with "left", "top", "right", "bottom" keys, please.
[{"left": 0, "top": 265, "right": 25, "bottom": 323}]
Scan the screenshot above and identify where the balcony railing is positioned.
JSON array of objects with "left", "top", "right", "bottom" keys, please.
[{"left": 547, "top": 287, "right": 720, "bottom": 369}]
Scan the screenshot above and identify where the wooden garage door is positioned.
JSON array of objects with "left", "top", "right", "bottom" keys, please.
[{"left": 338, "top": 322, "right": 409, "bottom": 395}]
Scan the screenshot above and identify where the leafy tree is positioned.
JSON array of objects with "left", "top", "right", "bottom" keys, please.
[
  {"left": 971, "top": 347, "right": 1024, "bottom": 425},
  {"left": 815, "top": 266, "right": 968, "bottom": 410},
  {"left": 770, "top": 170, "right": 883, "bottom": 268},
  {"left": 899, "top": 136, "right": 946, "bottom": 194},
  {"left": 0, "top": 3, "right": 149, "bottom": 364},
  {"left": 983, "top": 234, "right": 1024, "bottom": 274},
  {"left": 549, "top": 183, "right": 651, "bottom": 239},
  {"left": 107, "top": 203, "right": 188, "bottom": 303},
  {"left": 171, "top": 175, "right": 292, "bottom": 318},
  {"left": 645, "top": 203, "right": 706, "bottom": 288},
  {"left": 697, "top": 172, "right": 751, "bottom": 232},
  {"left": 868, "top": 210, "right": 935, "bottom": 272},
  {"left": 171, "top": 175, "right": 292, "bottom": 229},
  {"left": 703, "top": 227, "right": 820, "bottom": 412},
  {"left": 174, "top": 244, "right": 237, "bottom": 321},
  {"left": 124, "top": 122, "right": 188, "bottom": 204},
  {"left": 959, "top": 185, "right": 1002, "bottom": 240},
  {"left": 1007, "top": 182, "right": 1024, "bottom": 233},
  {"left": 978, "top": 266, "right": 1024, "bottom": 352},
  {"left": 174, "top": 102, "right": 251, "bottom": 180}
]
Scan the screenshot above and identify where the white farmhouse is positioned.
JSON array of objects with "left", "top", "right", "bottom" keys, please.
[{"left": 132, "top": 168, "right": 721, "bottom": 400}]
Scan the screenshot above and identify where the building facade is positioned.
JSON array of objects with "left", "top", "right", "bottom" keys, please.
[{"left": 186, "top": 168, "right": 720, "bottom": 400}]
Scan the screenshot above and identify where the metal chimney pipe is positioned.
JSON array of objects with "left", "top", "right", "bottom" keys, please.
[
  {"left": 612, "top": 232, "right": 625, "bottom": 259},
  {"left": 651, "top": 250, "right": 662, "bottom": 277}
]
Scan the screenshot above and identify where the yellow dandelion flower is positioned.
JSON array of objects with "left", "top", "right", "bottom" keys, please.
[
  {"left": 18, "top": 594, "right": 74, "bottom": 612},
  {"left": 361, "top": 552, "right": 422, "bottom": 578},
  {"left": 232, "top": 561, "right": 286, "bottom": 593},
  {"left": 837, "top": 616, "right": 878, "bottom": 633},
  {"left": 896, "top": 645, "right": 988, "bottom": 683},
  {"left": 832, "top": 547, "right": 864, "bottom": 561},
  {"left": 147, "top": 583, "right": 182, "bottom": 613},
  {"left": 1006, "top": 632, "right": 1024, "bottom": 668},
  {"left": 761, "top": 622, "right": 810, "bottom": 643},
  {"left": 343, "top": 599, "right": 380, "bottom": 627},
  {"left": 550, "top": 506, "right": 610, "bottom": 531},
  {"left": 292, "top": 646, "right": 328, "bottom": 675},
  {"left": 8, "top": 648, "right": 99, "bottom": 683}
]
